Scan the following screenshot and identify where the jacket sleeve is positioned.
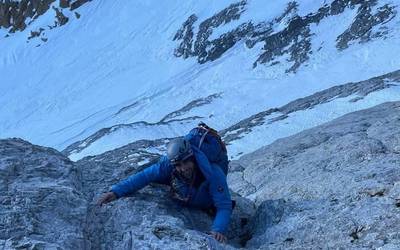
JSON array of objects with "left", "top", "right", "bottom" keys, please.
[
  {"left": 111, "top": 155, "right": 173, "bottom": 198},
  {"left": 209, "top": 164, "right": 233, "bottom": 234}
]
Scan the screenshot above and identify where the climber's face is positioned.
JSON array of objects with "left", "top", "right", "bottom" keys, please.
[{"left": 175, "top": 159, "right": 195, "bottom": 181}]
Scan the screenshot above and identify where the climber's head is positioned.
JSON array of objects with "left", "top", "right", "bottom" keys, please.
[
  {"left": 167, "top": 138, "right": 193, "bottom": 163},
  {"left": 167, "top": 138, "right": 196, "bottom": 180}
]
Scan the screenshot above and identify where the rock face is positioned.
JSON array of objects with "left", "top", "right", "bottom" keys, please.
[
  {"left": 1, "top": 101, "right": 400, "bottom": 249},
  {"left": 0, "top": 0, "right": 90, "bottom": 42},
  {"left": 0, "top": 138, "right": 87, "bottom": 249},
  {"left": 0, "top": 0, "right": 89, "bottom": 31},
  {"left": 173, "top": 0, "right": 397, "bottom": 72},
  {"left": 0, "top": 138, "right": 254, "bottom": 249},
  {"left": 231, "top": 101, "right": 400, "bottom": 249}
]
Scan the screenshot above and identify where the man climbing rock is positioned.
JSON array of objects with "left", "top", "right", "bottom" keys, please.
[{"left": 97, "top": 123, "right": 233, "bottom": 243}]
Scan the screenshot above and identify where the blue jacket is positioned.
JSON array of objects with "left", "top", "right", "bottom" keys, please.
[{"left": 111, "top": 145, "right": 232, "bottom": 234}]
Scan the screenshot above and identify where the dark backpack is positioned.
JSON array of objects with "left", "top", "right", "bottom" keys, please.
[{"left": 186, "top": 122, "right": 229, "bottom": 175}]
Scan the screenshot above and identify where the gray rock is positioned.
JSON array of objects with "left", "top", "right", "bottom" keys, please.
[
  {"left": 0, "top": 138, "right": 87, "bottom": 249},
  {"left": 0, "top": 137, "right": 254, "bottom": 249},
  {"left": 233, "top": 101, "right": 400, "bottom": 249}
]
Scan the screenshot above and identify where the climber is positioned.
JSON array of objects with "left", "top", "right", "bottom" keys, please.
[{"left": 97, "top": 123, "right": 233, "bottom": 243}]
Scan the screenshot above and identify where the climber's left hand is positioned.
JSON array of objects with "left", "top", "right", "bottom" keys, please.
[{"left": 209, "top": 231, "right": 227, "bottom": 243}]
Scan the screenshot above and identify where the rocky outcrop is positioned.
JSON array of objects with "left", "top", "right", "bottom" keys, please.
[
  {"left": 174, "top": 0, "right": 398, "bottom": 72},
  {"left": 0, "top": 138, "right": 87, "bottom": 249},
  {"left": 0, "top": 0, "right": 90, "bottom": 38},
  {"left": 336, "top": 2, "right": 397, "bottom": 50},
  {"left": 174, "top": 1, "right": 248, "bottom": 63},
  {"left": 230, "top": 101, "right": 400, "bottom": 249},
  {"left": 0, "top": 137, "right": 254, "bottom": 249}
]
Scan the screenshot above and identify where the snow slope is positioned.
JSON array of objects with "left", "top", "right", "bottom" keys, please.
[{"left": 1, "top": 0, "right": 399, "bottom": 161}]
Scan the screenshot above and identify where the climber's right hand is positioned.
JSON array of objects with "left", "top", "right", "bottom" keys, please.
[{"left": 97, "top": 191, "right": 117, "bottom": 206}]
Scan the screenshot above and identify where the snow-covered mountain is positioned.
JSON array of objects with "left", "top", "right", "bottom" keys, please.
[
  {"left": 2, "top": 1, "right": 400, "bottom": 249},
  {"left": 1, "top": 0, "right": 400, "bottom": 162}
]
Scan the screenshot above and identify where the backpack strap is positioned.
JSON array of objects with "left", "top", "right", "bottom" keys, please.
[
  {"left": 197, "top": 122, "right": 227, "bottom": 153},
  {"left": 198, "top": 126, "right": 210, "bottom": 149}
]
